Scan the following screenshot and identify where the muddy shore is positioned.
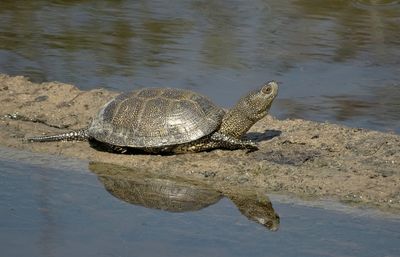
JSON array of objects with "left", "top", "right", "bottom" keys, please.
[{"left": 1, "top": 74, "right": 399, "bottom": 213}]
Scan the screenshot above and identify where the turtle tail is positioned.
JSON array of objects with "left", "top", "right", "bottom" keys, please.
[{"left": 26, "top": 128, "right": 89, "bottom": 142}]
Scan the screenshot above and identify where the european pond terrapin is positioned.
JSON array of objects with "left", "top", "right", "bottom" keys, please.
[{"left": 27, "top": 81, "right": 279, "bottom": 154}]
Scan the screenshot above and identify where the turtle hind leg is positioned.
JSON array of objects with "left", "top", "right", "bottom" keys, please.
[
  {"left": 25, "top": 128, "right": 89, "bottom": 142},
  {"left": 172, "top": 132, "right": 258, "bottom": 153}
]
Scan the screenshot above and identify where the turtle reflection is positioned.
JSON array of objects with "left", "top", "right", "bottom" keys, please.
[{"left": 89, "top": 162, "right": 280, "bottom": 231}]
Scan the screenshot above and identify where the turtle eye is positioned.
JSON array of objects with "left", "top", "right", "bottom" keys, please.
[{"left": 262, "top": 86, "right": 272, "bottom": 94}]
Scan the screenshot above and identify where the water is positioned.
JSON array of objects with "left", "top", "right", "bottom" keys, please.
[
  {"left": 0, "top": 148, "right": 399, "bottom": 257},
  {"left": 0, "top": 0, "right": 399, "bottom": 132}
]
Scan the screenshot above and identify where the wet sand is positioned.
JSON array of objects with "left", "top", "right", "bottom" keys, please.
[{"left": 1, "top": 74, "right": 399, "bottom": 213}]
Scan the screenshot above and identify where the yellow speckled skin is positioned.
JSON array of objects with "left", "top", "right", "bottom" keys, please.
[{"left": 219, "top": 81, "right": 279, "bottom": 138}]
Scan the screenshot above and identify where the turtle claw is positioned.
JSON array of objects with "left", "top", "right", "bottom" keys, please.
[{"left": 245, "top": 141, "right": 259, "bottom": 153}]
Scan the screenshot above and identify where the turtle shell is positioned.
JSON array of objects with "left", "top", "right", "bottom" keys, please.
[{"left": 88, "top": 88, "right": 225, "bottom": 147}]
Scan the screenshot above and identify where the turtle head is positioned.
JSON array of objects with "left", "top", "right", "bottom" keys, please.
[
  {"left": 219, "top": 81, "right": 279, "bottom": 138},
  {"left": 242, "top": 81, "right": 279, "bottom": 121}
]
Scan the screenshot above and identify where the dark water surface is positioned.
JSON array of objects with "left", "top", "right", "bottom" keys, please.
[
  {"left": 1, "top": 0, "right": 400, "bottom": 132},
  {"left": 0, "top": 148, "right": 399, "bottom": 257}
]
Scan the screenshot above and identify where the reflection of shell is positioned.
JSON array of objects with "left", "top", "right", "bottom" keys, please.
[
  {"left": 99, "top": 176, "right": 223, "bottom": 212},
  {"left": 89, "top": 162, "right": 222, "bottom": 212}
]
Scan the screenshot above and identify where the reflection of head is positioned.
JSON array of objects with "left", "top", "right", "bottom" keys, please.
[{"left": 228, "top": 191, "right": 280, "bottom": 231}]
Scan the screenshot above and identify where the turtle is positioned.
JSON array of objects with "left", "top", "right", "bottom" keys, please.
[{"left": 27, "top": 81, "right": 279, "bottom": 154}]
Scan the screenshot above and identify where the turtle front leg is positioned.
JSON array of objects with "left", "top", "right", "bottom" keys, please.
[
  {"left": 173, "top": 132, "right": 258, "bottom": 153},
  {"left": 211, "top": 132, "right": 258, "bottom": 151}
]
